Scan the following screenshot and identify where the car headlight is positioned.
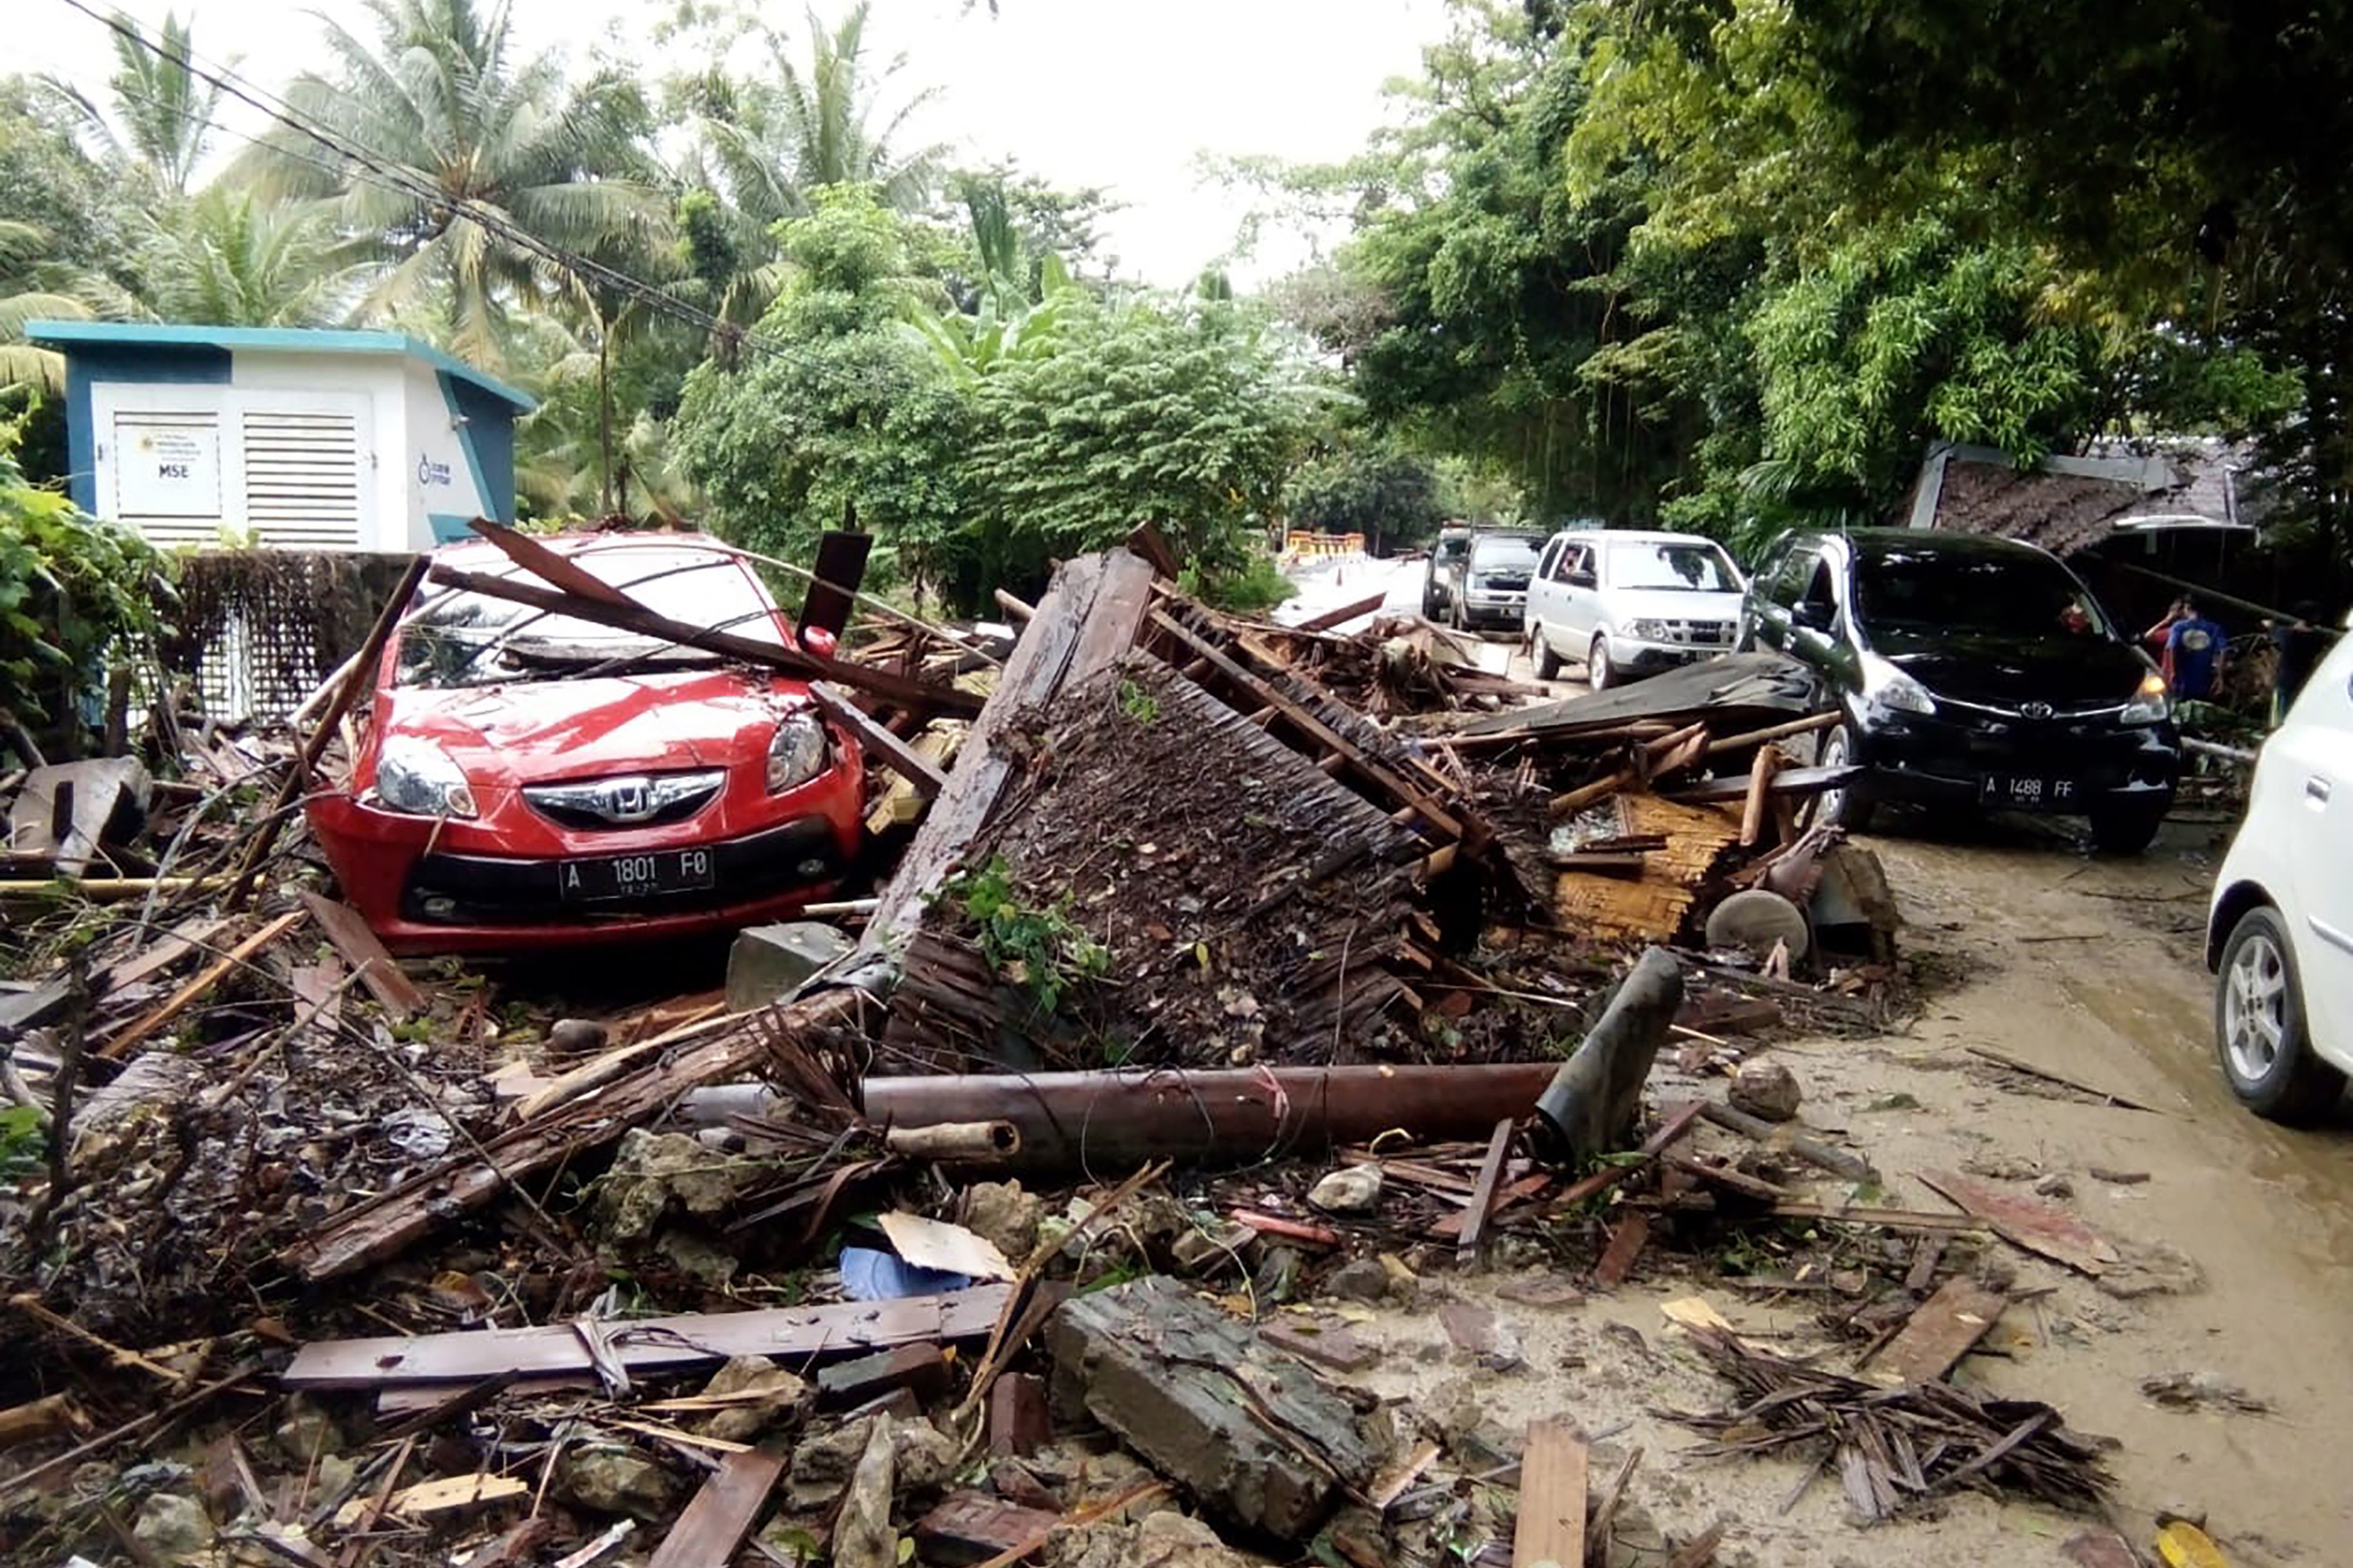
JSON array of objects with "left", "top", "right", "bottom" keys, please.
[
  {"left": 1625, "top": 619, "right": 1671, "bottom": 641},
  {"left": 767, "top": 711, "right": 829, "bottom": 793},
  {"left": 1861, "top": 655, "right": 1937, "bottom": 718},
  {"left": 2121, "top": 670, "right": 2171, "bottom": 725},
  {"left": 374, "top": 736, "right": 478, "bottom": 818}
]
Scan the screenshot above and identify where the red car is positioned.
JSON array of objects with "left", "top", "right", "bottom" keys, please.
[{"left": 307, "top": 533, "right": 866, "bottom": 955}]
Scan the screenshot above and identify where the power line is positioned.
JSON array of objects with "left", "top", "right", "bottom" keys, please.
[{"left": 53, "top": 0, "right": 784, "bottom": 355}]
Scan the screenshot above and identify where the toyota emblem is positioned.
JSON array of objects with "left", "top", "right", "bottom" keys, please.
[{"left": 2019, "top": 701, "right": 2055, "bottom": 720}]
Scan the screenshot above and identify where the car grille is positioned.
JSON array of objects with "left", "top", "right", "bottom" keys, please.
[
  {"left": 402, "top": 815, "right": 844, "bottom": 925},
  {"left": 522, "top": 769, "right": 726, "bottom": 830},
  {"left": 1659, "top": 620, "right": 1734, "bottom": 646}
]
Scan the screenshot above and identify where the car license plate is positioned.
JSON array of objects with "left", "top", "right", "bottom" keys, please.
[
  {"left": 559, "top": 847, "right": 716, "bottom": 902},
  {"left": 1979, "top": 774, "right": 2080, "bottom": 811}
]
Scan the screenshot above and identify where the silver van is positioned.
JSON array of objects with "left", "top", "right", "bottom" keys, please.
[{"left": 1522, "top": 529, "right": 1747, "bottom": 688}]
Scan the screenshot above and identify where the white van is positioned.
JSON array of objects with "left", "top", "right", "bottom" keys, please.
[{"left": 1522, "top": 529, "right": 1748, "bottom": 689}]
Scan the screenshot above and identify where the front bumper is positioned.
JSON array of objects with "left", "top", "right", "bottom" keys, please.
[
  {"left": 1618, "top": 638, "right": 1736, "bottom": 675},
  {"left": 1460, "top": 592, "right": 1526, "bottom": 628},
  {"left": 308, "top": 793, "right": 859, "bottom": 954},
  {"left": 1850, "top": 702, "right": 2179, "bottom": 816}
]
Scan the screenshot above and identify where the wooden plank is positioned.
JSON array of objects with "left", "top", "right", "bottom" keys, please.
[
  {"left": 7, "top": 758, "right": 148, "bottom": 876},
  {"left": 1918, "top": 1169, "right": 2120, "bottom": 1276},
  {"left": 807, "top": 682, "right": 946, "bottom": 800},
  {"left": 282, "top": 989, "right": 862, "bottom": 1280},
  {"left": 98, "top": 909, "right": 306, "bottom": 1060},
  {"left": 1594, "top": 1210, "right": 1651, "bottom": 1287},
  {"left": 796, "top": 530, "right": 873, "bottom": 641},
  {"left": 645, "top": 1449, "right": 785, "bottom": 1568},
  {"left": 426, "top": 564, "right": 983, "bottom": 719},
  {"left": 914, "top": 1492, "right": 1064, "bottom": 1567},
  {"left": 1510, "top": 1419, "right": 1586, "bottom": 1568},
  {"left": 1662, "top": 764, "right": 1861, "bottom": 804},
  {"left": 1738, "top": 744, "right": 1779, "bottom": 847},
  {"left": 1551, "top": 1099, "right": 1707, "bottom": 1207},
  {"left": 1698, "top": 1102, "right": 1875, "bottom": 1181},
  {"left": 285, "top": 1284, "right": 1013, "bottom": 1389},
  {"left": 297, "top": 892, "right": 424, "bottom": 1021},
  {"left": 1428, "top": 1174, "right": 1550, "bottom": 1240},
  {"left": 1293, "top": 590, "right": 1391, "bottom": 633},
  {"left": 1865, "top": 1277, "right": 2005, "bottom": 1386},
  {"left": 1456, "top": 1116, "right": 1517, "bottom": 1264},
  {"left": 465, "top": 520, "right": 638, "bottom": 608},
  {"left": 105, "top": 916, "right": 228, "bottom": 993},
  {"left": 1960, "top": 1044, "right": 2164, "bottom": 1113},
  {"left": 986, "top": 1373, "right": 1050, "bottom": 1458},
  {"left": 1147, "top": 608, "right": 1463, "bottom": 839}
]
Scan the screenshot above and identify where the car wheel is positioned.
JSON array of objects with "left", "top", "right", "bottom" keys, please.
[
  {"left": 2215, "top": 905, "right": 2345, "bottom": 1123},
  {"left": 1532, "top": 627, "right": 1564, "bottom": 681},
  {"left": 2088, "top": 800, "right": 2168, "bottom": 854},
  {"left": 1814, "top": 724, "right": 1877, "bottom": 832},
  {"left": 1588, "top": 634, "right": 1618, "bottom": 691}
]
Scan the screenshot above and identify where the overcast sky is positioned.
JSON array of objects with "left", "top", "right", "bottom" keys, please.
[{"left": 18, "top": 0, "right": 1450, "bottom": 286}]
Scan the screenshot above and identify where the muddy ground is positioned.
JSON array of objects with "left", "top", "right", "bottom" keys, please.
[{"left": 1341, "top": 809, "right": 2353, "bottom": 1565}]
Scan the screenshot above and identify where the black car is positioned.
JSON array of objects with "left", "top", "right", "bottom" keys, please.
[
  {"left": 1424, "top": 528, "right": 1542, "bottom": 630},
  {"left": 1741, "top": 528, "right": 2179, "bottom": 851}
]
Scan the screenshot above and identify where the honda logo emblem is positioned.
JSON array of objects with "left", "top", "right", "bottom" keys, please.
[
  {"left": 600, "top": 776, "right": 654, "bottom": 821},
  {"left": 2018, "top": 701, "right": 2055, "bottom": 720}
]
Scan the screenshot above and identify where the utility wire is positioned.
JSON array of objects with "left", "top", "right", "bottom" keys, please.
[{"left": 54, "top": 0, "right": 783, "bottom": 355}]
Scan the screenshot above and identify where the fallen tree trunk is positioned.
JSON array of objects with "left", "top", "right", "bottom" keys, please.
[{"left": 861, "top": 1063, "right": 1561, "bottom": 1173}]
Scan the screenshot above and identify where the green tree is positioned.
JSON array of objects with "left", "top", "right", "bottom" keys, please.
[
  {"left": 670, "top": 186, "right": 969, "bottom": 588},
  {"left": 233, "top": 0, "right": 666, "bottom": 367},
  {"left": 1284, "top": 438, "right": 1448, "bottom": 553},
  {"left": 45, "top": 9, "right": 224, "bottom": 194},
  {"left": 132, "top": 189, "right": 366, "bottom": 328}
]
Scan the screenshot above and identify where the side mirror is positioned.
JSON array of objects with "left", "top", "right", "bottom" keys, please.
[{"left": 1792, "top": 600, "right": 1831, "bottom": 632}]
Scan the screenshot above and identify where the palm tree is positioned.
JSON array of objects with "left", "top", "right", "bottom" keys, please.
[
  {"left": 231, "top": 0, "right": 667, "bottom": 368},
  {"left": 134, "top": 190, "right": 369, "bottom": 328},
  {"left": 0, "top": 222, "right": 93, "bottom": 395},
  {"left": 44, "top": 9, "right": 224, "bottom": 194}
]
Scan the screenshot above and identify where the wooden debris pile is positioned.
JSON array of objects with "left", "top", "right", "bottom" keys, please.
[{"left": 1671, "top": 1325, "right": 2112, "bottom": 1519}]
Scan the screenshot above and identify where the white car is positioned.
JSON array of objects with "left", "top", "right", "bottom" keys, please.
[
  {"left": 1522, "top": 529, "right": 1748, "bottom": 690},
  {"left": 2207, "top": 628, "right": 2353, "bottom": 1120}
]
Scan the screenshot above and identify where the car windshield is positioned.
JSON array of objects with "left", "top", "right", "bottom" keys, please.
[
  {"left": 1471, "top": 537, "right": 1540, "bottom": 571},
  {"left": 396, "top": 545, "right": 782, "bottom": 689},
  {"left": 1854, "top": 545, "right": 2114, "bottom": 640},
  {"left": 1434, "top": 536, "right": 1471, "bottom": 562},
  {"left": 1608, "top": 541, "right": 1739, "bottom": 592}
]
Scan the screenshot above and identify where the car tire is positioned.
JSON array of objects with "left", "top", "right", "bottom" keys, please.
[
  {"left": 2088, "top": 800, "right": 2168, "bottom": 854},
  {"left": 1814, "top": 723, "right": 1877, "bottom": 832},
  {"left": 1588, "top": 634, "right": 1619, "bottom": 691},
  {"left": 2215, "top": 905, "right": 2345, "bottom": 1123},
  {"left": 1532, "top": 628, "right": 1564, "bottom": 680}
]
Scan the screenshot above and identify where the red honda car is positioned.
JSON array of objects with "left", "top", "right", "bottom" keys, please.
[{"left": 306, "top": 533, "right": 866, "bottom": 954}]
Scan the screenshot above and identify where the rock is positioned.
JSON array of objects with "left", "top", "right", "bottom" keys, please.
[
  {"left": 545, "top": 1017, "right": 609, "bottom": 1055},
  {"left": 132, "top": 1494, "right": 214, "bottom": 1562},
  {"left": 594, "top": 1128, "right": 756, "bottom": 1243},
  {"left": 2033, "top": 1171, "right": 2075, "bottom": 1199},
  {"left": 726, "top": 920, "right": 853, "bottom": 1011},
  {"left": 965, "top": 1181, "right": 1044, "bottom": 1263},
  {"left": 892, "top": 1416, "right": 963, "bottom": 1494},
  {"left": 787, "top": 1416, "right": 879, "bottom": 1510},
  {"left": 2098, "top": 1239, "right": 2206, "bottom": 1300},
  {"left": 1125, "top": 1512, "right": 1254, "bottom": 1568},
  {"left": 832, "top": 1418, "right": 898, "bottom": 1568},
  {"left": 2140, "top": 1371, "right": 2272, "bottom": 1413},
  {"left": 1728, "top": 1060, "right": 1802, "bottom": 1122},
  {"left": 1377, "top": 1253, "right": 1421, "bottom": 1303},
  {"left": 658, "top": 1227, "right": 741, "bottom": 1289},
  {"left": 1307, "top": 1165, "right": 1384, "bottom": 1215},
  {"left": 1705, "top": 888, "right": 1811, "bottom": 963},
  {"left": 1495, "top": 1273, "right": 1585, "bottom": 1310},
  {"left": 272, "top": 1397, "right": 343, "bottom": 1466},
  {"left": 1322, "top": 1257, "right": 1391, "bottom": 1305},
  {"left": 1534, "top": 947, "right": 1684, "bottom": 1165},
  {"left": 1048, "top": 1276, "right": 1377, "bottom": 1540},
  {"left": 559, "top": 1446, "right": 678, "bottom": 1520},
  {"left": 697, "top": 1355, "right": 811, "bottom": 1444}
]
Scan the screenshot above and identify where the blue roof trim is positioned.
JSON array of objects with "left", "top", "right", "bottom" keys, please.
[{"left": 24, "top": 320, "right": 536, "bottom": 412}]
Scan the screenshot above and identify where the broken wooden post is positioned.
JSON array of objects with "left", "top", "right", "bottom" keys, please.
[{"left": 1532, "top": 948, "right": 1684, "bottom": 1166}]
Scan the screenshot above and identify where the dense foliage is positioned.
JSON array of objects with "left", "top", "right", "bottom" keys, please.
[{"left": 0, "top": 419, "right": 172, "bottom": 753}]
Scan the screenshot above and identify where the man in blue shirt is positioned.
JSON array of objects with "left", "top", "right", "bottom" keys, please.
[{"left": 2144, "top": 596, "right": 2224, "bottom": 699}]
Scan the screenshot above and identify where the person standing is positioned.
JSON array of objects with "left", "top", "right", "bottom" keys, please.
[
  {"left": 2268, "top": 602, "right": 2334, "bottom": 724},
  {"left": 2144, "top": 595, "right": 2225, "bottom": 699}
]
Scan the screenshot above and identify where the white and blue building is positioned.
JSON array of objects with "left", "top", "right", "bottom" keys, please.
[{"left": 26, "top": 321, "right": 534, "bottom": 551}]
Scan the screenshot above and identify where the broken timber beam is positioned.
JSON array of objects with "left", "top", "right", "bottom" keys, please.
[
  {"left": 805, "top": 682, "right": 945, "bottom": 801},
  {"left": 1292, "top": 589, "right": 1391, "bottom": 633},
  {"left": 424, "top": 565, "right": 982, "bottom": 719},
  {"left": 284, "top": 1286, "right": 1011, "bottom": 1389},
  {"left": 644, "top": 1450, "right": 786, "bottom": 1568},
  {"left": 282, "top": 987, "right": 868, "bottom": 1280}
]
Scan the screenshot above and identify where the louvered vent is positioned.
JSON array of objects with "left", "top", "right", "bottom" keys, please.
[
  {"left": 240, "top": 408, "right": 362, "bottom": 548},
  {"left": 111, "top": 410, "right": 222, "bottom": 546}
]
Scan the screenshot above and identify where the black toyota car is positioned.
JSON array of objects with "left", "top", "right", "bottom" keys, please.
[{"left": 1740, "top": 529, "right": 2179, "bottom": 851}]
